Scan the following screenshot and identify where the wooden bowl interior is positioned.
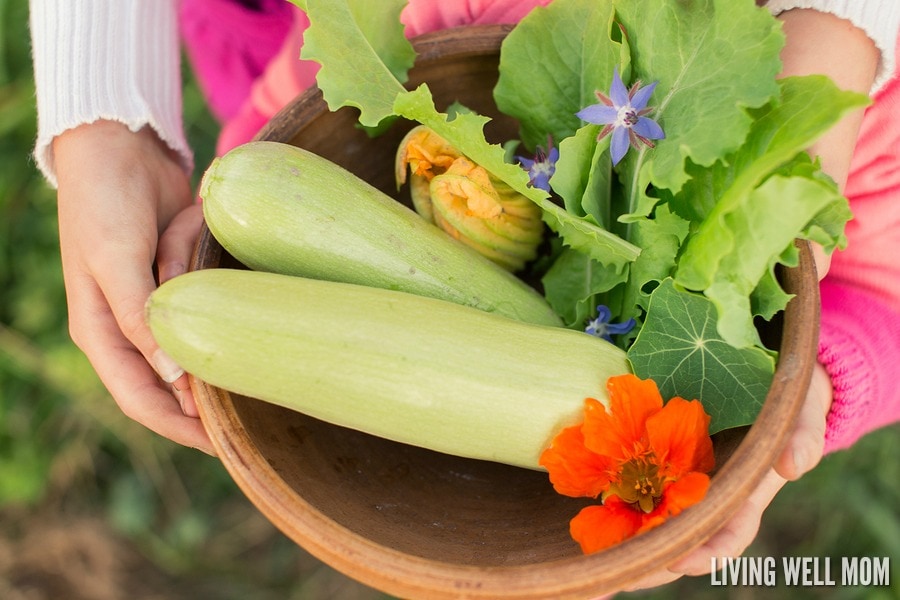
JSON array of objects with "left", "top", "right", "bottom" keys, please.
[{"left": 190, "top": 25, "right": 817, "bottom": 599}]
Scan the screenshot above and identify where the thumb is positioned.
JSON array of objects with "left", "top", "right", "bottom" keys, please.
[{"left": 775, "top": 363, "right": 832, "bottom": 480}]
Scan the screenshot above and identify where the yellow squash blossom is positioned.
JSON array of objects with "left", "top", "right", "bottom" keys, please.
[{"left": 396, "top": 125, "right": 543, "bottom": 272}]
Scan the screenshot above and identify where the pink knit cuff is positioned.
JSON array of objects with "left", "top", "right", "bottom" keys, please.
[{"left": 818, "top": 279, "right": 900, "bottom": 453}]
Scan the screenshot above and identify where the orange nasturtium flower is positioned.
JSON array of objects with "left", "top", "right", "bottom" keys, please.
[{"left": 540, "top": 373, "right": 715, "bottom": 554}]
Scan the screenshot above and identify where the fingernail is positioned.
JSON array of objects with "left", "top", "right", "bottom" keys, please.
[
  {"left": 180, "top": 389, "right": 200, "bottom": 419},
  {"left": 152, "top": 348, "right": 184, "bottom": 383},
  {"left": 173, "top": 387, "right": 187, "bottom": 414},
  {"left": 159, "top": 262, "right": 186, "bottom": 283}
]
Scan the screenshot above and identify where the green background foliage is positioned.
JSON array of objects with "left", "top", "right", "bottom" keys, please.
[{"left": 0, "top": 0, "right": 897, "bottom": 598}]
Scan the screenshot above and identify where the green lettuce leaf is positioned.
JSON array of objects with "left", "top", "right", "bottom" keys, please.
[
  {"left": 705, "top": 174, "right": 847, "bottom": 347},
  {"left": 541, "top": 205, "right": 688, "bottom": 337},
  {"left": 614, "top": 0, "right": 785, "bottom": 206},
  {"left": 300, "top": 0, "right": 414, "bottom": 126},
  {"left": 494, "top": 0, "right": 627, "bottom": 149},
  {"left": 627, "top": 279, "right": 774, "bottom": 433},
  {"left": 605, "top": 204, "right": 689, "bottom": 318},
  {"left": 542, "top": 248, "right": 626, "bottom": 328},
  {"left": 675, "top": 76, "right": 868, "bottom": 291},
  {"left": 667, "top": 76, "right": 864, "bottom": 347},
  {"left": 550, "top": 125, "right": 611, "bottom": 222}
]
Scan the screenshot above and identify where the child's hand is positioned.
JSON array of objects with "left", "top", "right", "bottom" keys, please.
[{"left": 53, "top": 120, "right": 214, "bottom": 454}]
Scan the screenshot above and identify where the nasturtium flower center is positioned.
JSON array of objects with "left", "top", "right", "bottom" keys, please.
[{"left": 607, "top": 458, "right": 665, "bottom": 514}]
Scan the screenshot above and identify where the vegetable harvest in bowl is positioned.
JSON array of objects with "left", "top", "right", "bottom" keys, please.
[{"left": 146, "top": 0, "right": 864, "bottom": 597}]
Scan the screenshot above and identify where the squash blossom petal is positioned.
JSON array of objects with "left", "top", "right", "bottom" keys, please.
[
  {"left": 396, "top": 126, "right": 544, "bottom": 272},
  {"left": 539, "top": 373, "right": 714, "bottom": 554},
  {"left": 576, "top": 67, "right": 665, "bottom": 166},
  {"left": 395, "top": 125, "right": 463, "bottom": 222},
  {"left": 395, "top": 125, "right": 462, "bottom": 184}
]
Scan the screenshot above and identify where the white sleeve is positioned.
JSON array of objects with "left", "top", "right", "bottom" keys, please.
[
  {"left": 766, "top": 0, "right": 900, "bottom": 94},
  {"left": 29, "top": 0, "right": 193, "bottom": 188}
]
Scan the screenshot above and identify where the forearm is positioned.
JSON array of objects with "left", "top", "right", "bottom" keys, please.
[
  {"left": 775, "top": 8, "right": 880, "bottom": 192},
  {"left": 768, "top": 1, "right": 899, "bottom": 94},
  {"left": 29, "top": 0, "right": 192, "bottom": 187}
]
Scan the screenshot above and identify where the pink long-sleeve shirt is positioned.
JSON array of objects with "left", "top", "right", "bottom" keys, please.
[
  {"left": 818, "top": 30, "right": 900, "bottom": 451},
  {"left": 180, "top": 0, "right": 900, "bottom": 453}
]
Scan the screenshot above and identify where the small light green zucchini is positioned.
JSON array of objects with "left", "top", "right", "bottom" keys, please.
[
  {"left": 147, "top": 269, "right": 631, "bottom": 470},
  {"left": 200, "top": 141, "right": 561, "bottom": 327}
]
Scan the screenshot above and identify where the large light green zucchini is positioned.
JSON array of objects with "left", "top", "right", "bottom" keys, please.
[
  {"left": 200, "top": 141, "right": 561, "bottom": 327},
  {"left": 147, "top": 269, "right": 631, "bottom": 470}
]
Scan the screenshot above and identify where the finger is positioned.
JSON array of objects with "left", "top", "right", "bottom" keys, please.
[
  {"left": 172, "top": 372, "right": 200, "bottom": 419},
  {"left": 157, "top": 204, "right": 204, "bottom": 283},
  {"left": 93, "top": 338, "right": 214, "bottom": 454},
  {"left": 811, "top": 243, "right": 831, "bottom": 280},
  {"left": 68, "top": 230, "right": 204, "bottom": 443},
  {"left": 88, "top": 241, "right": 185, "bottom": 385},
  {"left": 670, "top": 470, "right": 786, "bottom": 576},
  {"left": 775, "top": 363, "right": 831, "bottom": 481},
  {"left": 67, "top": 273, "right": 214, "bottom": 454}
]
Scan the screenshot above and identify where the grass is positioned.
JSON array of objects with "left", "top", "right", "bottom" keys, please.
[{"left": 1, "top": 0, "right": 898, "bottom": 598}]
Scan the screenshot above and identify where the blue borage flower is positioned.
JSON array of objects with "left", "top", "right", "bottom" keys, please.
[
  {"left": 516, "top": 137, "right": 559, "bottom": 192},
  {"left": 576, "top": 67, "right": 665, "bottom": 166},
  {"left": 585, "top": 305, "right": 636, "bottom": 342}
]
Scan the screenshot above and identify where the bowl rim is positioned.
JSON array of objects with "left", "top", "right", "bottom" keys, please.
[{"left": 189, "top": 24, "right": 818, "bottom": 600}]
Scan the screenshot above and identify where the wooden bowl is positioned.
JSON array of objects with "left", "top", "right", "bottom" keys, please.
[{"left": 189, "top": 24, "right": 818, "bottom": 600}]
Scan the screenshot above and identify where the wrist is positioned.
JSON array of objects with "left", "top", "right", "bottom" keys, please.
[
  {"left": 53, "top": 120, "right": 181, "bottom": 186},
  {"left": 53, "top": 120, "right": 193, "bottom": 228}
]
